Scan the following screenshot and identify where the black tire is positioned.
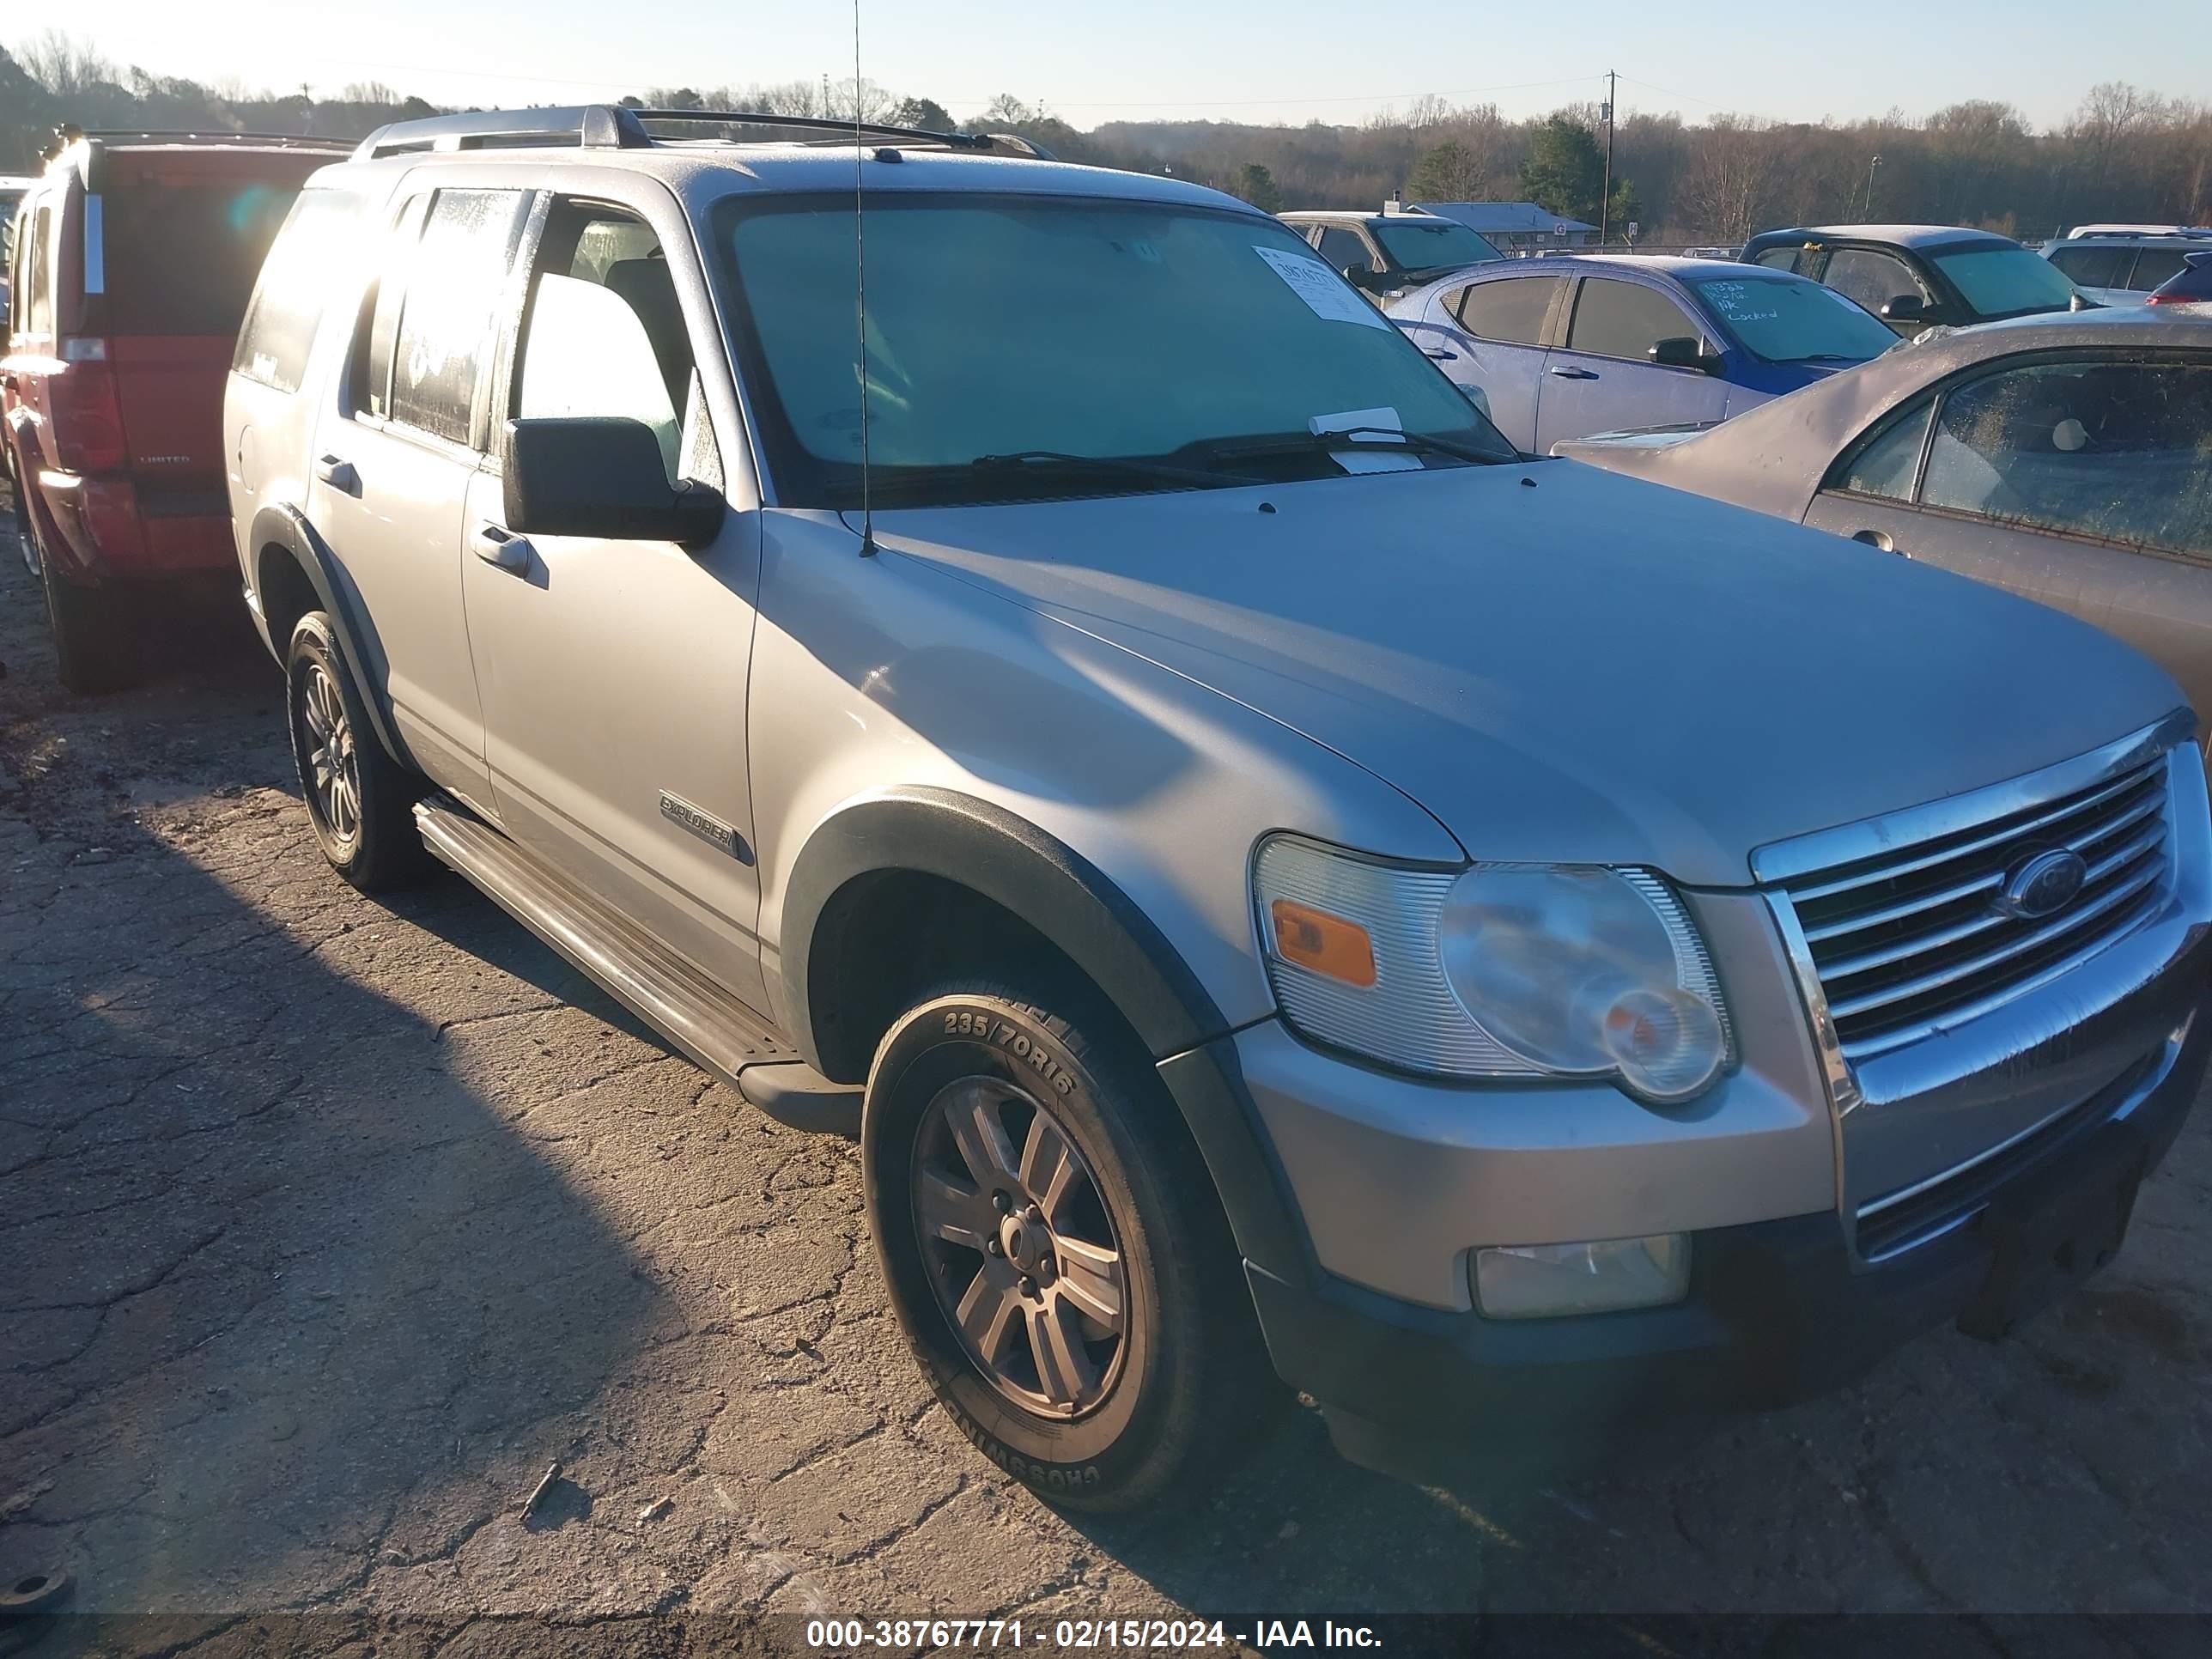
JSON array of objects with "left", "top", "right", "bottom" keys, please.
[
  {"left": 40, "top": 554, "right": 140, "bottom": 696},
  {"left": 865, "top": 983, "right": 1282, "bottom": 1511},
  {"left": 284, "top": 611, "right": 430, "bottom": 890}
]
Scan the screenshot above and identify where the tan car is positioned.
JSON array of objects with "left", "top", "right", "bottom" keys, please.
[{"left": 1555, "top": 310, "right": 2212, "bottom": 740}]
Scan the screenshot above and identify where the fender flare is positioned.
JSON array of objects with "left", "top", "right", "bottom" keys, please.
[
  {"left": 781, "top": 787, "right": 1310, "bottom": 1279},
  {"left": 247, "top": 502, "right": 413, "bottom": 770}
]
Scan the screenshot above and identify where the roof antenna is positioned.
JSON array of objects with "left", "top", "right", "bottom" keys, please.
[{"left": 853, "top": 0, "right": 878, "bottom": 557}]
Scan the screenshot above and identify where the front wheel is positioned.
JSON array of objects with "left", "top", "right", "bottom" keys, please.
[{"left": 865, "top": 987, "right": 1280, "bottom": 1511}]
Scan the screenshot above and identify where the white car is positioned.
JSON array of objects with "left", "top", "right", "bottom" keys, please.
[{"left": 2044, "top": 228, "right": 2212, "bottom": 306}]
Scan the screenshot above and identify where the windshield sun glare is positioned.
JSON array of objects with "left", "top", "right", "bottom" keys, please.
[{"left": 714, "top": 194, "right": 1516, "bottom": 507}]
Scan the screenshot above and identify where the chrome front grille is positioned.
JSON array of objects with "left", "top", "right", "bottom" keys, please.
[{"left": 1778, "top": 752, "right": 2174, "bottom": 1064}]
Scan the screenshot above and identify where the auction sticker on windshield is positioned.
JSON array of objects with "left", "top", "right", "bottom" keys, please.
[{"left": 1253, "top": 246, "right": 1391, "bottom": 329}]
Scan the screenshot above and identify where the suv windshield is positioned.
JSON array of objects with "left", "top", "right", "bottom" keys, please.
[
  {"left": 1371, "top": 218, "right": 1503, "bottom": 270},
  {"left": 714, "top": 194, "right": 1515, "bottom": 507},
  {"left": 1929, "top": 243, "right": 2081, "bottom": 319},
  {"left": 1686, "top": 273, "right": 1897, "bottom": 364}
]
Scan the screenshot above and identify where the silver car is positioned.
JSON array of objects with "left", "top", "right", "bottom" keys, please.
[
  {"left": 1553, "top": 312, "right": 2212, "bottom": 743},
  {"left": 225, "top": 105, "right": 2212, "bottom": 1510}
]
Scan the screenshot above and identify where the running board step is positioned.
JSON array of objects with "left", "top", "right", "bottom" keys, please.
[{"left": 415, "top": 798, "right": 858, "bottom": 1126}]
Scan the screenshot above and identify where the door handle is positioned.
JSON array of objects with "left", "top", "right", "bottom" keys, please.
[
  {"left": 1850, "top": 529, "right": 1899, "bottom": 554},
  {"left": 471, "top": 525, "right": 533, "bottom": 573},
  {"left": 313, "top": 454, "right": 358, "bottom": 494},
  {"left": 1547, "top": 366, "right": 1600, "bottom": 380},
  {"left": 1422, "top": 347, "right": 1460, "bottom": 362}
]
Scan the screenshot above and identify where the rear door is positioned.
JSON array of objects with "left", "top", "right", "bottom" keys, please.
[
  {"left": 1804, "top": 355, "right": 2212, "bottom": 736},
  {"left": 2122, "top": 246, "right": 2191, "bottom": 301},
  {"left": 1424, "top": 273, "right": 1564, "bottom": 452},
  {"left": 1534, "top": 275, "right": 1729, "bottom": 452},
  {"left": 307, "top": 185, "right": 531, "bottom": 811},
  {"left": 2046, "top": 243, "right": 2134, "bottom": 306},
  {"left": 94, "top": 156, "right": 305, "bottom": 505}
]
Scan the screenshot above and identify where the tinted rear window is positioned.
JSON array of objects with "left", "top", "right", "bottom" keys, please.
[
  {"left": 102, "top": 178, "right": 301, "bottom": 336},
  {"left": 1453, "top": 275, "right": 1561, "bottom": 344},
  {"left": 2048, "top": 246, "right": 2130, "bottom": 288},
  {"left": 2128, "top": 248, "right": 2190, "bottom": 291}
]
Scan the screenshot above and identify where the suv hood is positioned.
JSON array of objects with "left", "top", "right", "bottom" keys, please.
[{"left": 869, "top": 464, "right": 2182, "bottom": 886}]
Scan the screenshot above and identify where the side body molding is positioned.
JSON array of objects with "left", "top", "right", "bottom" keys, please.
[
  {"left": 781, "top": 787, "right": 1310, "bottom": 1279},
  {"left": 246, "top": 501, "right": 412, "bottom": 770}
]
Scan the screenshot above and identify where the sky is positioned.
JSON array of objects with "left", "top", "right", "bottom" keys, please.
[{"left": 32, "top": 1, "right": 2212, "bottom": 131}]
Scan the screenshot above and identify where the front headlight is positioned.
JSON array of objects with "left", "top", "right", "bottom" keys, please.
[{"left": 1254, "top": 836, "right": 1732, "bottom": 1103}]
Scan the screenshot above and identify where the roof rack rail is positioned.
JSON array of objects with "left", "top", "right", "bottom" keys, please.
[
  {"left": 350, "top": 103, "right": 1056, "bottom": 163},
  {"left": 627, "top": 107, "right": 1057, "bottom": 159},
  {"left": 73, "top": 129, "right": 354, "bottom": 148}
]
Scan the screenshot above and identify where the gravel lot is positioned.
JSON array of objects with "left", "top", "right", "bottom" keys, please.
[{"left": 3, "top": 494, "right": 2212, "bottom": 1656}]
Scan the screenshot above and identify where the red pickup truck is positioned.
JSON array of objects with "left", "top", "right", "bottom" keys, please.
[{"left": 3, "top": 133, "right": 345, "bottom": 692}]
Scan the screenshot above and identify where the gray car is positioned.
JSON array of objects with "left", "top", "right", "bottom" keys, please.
[
  {"left": 1554, "top": 311, "right": 2212, "bottom": 739},
  {"left": 225, "top": 106, "right": 2212, "bottom": 1510}
]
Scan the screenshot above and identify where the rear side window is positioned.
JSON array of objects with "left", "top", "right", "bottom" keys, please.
[
  {"left": 2127, "top": 249, "right": 2189, "bottom": 292},
  {"left": 234, "top": 191, "right": 363, "bottom": 393},
  {"left": 1453, "top": 276, "right": 1559, "bottom": 344},
  {"left": 2049, "top": 246, "right": 2130, "bottom": 288},
  {"left": 384, "top": 190, "right": 526, "bottom": 445},
  {"left": 1565, "top": 277, "right": 1701, "bottom": 361},
  {"left": 101, "top": 176, "right": 300, "bottom": 336},
  {"left": 1752, "top": 247, "right": 1802, "bottom": 274}
]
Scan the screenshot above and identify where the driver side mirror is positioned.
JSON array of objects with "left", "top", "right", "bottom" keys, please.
[
  {"left": 1650, "top": 335, "right": 1723, "bottom": 374},
  {"left": 1878, "top": 293, "right": 1929, "bottom": 323},
  {"left": 501, "top": 417, "right": 724, "bottom": 549}
]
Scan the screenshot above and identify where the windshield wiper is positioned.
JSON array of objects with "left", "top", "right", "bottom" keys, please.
[
  {"left": 1194, "top": 426, "right": 1511, "bottom": 467},
  {"left": 969, "top": 450, "right": 1261, "bottom": 489}
]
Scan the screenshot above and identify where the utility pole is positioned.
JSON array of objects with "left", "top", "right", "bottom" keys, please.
[
  {"left": 1600, "top": 70, "right": 1617, "bottom": 246},
  {"left": 1863, "top": 153, "right": 1882, "bottom": 219}
]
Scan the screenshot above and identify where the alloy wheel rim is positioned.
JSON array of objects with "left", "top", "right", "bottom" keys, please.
[
  {"left": 913, "top": 1075, "right": 1129, "bottom": 1418},
  {"left": 298, "top": 664, "right": 362, "bottom": 844}
]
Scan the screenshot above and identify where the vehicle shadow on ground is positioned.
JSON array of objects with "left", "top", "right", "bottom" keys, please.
[{"left": 0, "top": 573, "right": 682, "bottom": 1619}]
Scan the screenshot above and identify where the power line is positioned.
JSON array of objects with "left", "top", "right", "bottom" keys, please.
[{"left": 1615, "top": 73, "right": 1729, "bottom": 111}]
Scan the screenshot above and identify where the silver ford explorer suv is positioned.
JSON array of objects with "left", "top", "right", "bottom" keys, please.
[{"left": 224, "top": 105, "right": 2212, "bottom": 1510}]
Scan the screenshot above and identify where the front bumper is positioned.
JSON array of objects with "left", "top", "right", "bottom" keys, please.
[{"left": 1242, "top": 988, "right": 2209, "bottom": 1485}]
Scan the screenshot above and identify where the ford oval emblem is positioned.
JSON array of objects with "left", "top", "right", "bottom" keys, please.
[{"left": 1996, "top": 849, "right": 2088, "bottom": 921}]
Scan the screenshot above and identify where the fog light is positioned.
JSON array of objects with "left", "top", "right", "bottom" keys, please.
[{"left": 1474, "top": 1234, "right": 1690, "bottom": 1319}]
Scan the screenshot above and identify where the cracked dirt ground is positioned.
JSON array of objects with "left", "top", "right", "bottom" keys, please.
[{"left": 3, "top": 501, "right": 2212, "bottom": 1658}]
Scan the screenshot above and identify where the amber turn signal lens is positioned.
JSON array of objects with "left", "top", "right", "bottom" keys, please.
[{"left": 1269, "top": 899, "right": 1377, "bottom": 988}]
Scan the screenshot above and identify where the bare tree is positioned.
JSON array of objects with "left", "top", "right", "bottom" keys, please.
[
  {"left": 1404, "top": 93, "right": 1451, "bottom": 131},
  {"left": 18, "top": 29, "right": 118, "bottom": 97},
  {"left": 1676, "top": 113, "right": 1781, "bottom": 243}
]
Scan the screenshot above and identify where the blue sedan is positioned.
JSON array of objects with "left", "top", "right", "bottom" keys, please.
[{"left": 1387, "top": 255, "right": 1899, "bottom": 454}]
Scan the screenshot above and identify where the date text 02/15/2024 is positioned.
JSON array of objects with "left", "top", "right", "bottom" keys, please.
[{"left": 802, "top": 1620, "right": 1384, "bottom": 1649}]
